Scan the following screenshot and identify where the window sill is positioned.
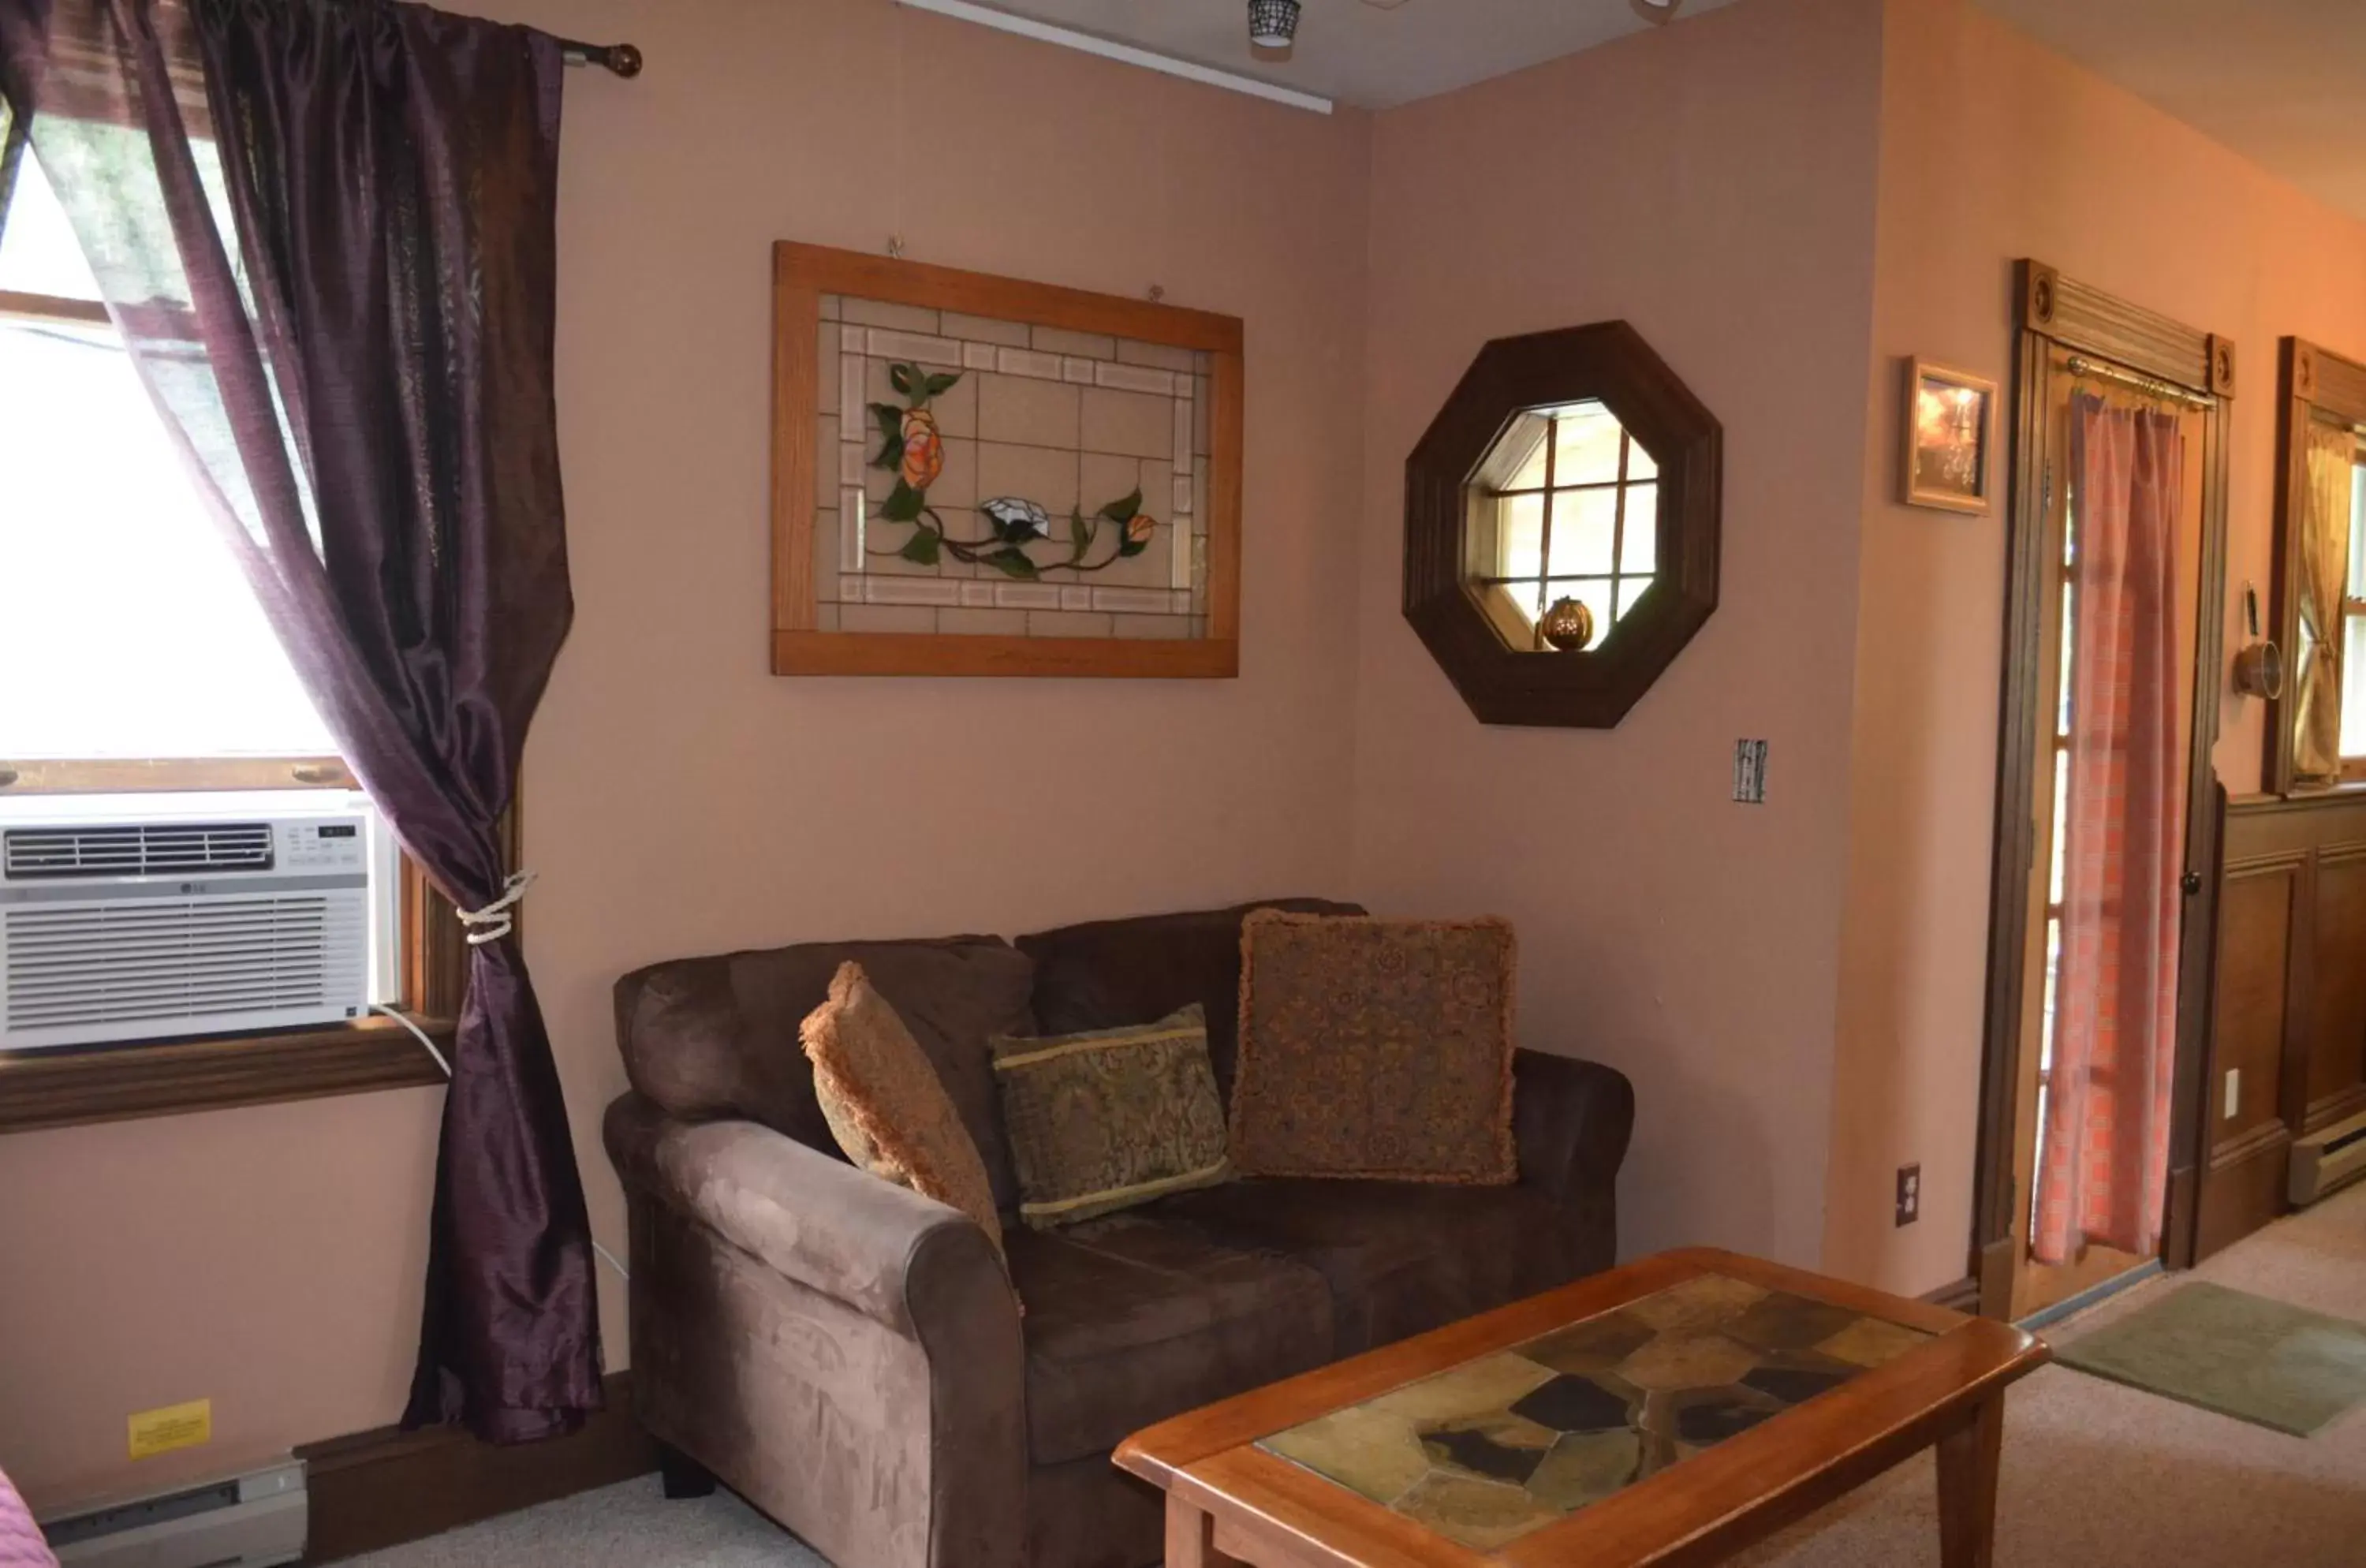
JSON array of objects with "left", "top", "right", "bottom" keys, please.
[{"left": 0, "top": 1015, "right": 452, "bottom": 1136}]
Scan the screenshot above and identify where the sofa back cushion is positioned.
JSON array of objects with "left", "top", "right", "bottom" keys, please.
[
  {"left": 614, "top": 935, "right": 1036, "bottom": 1211},
  {"left": 1014, "top": 898, "right": 1364, "bottom": 1099}
]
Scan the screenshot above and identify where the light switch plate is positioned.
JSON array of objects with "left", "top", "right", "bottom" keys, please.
[{"left": 2224, "top": 1068, "right": 2241, "bottom": 1121}]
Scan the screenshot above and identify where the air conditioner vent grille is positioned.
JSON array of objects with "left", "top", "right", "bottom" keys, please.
[
  {"left": 3, "top": 822, "right": 274, "bottom": 879},
  {"left": 4, "top": 897, "right": 334, "bottom": 1030}
]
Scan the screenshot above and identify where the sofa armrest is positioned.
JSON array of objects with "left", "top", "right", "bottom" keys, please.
[
  {"left": 604, "top": 1093, "right": 1011, "bottom": 1338},
  {"left": 1513, "top": 1048, "right": 1635, "bottom": 1209},
  {"left": 605, "top": 1094, "right": 1026, "bottom": 1568}
]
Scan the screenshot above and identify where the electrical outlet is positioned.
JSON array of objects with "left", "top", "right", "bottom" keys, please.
[
  {"left": 1733, "top": 739, "right": 1768, "bottom": 804},
  {"left": 1894, "top": 1163, "right": 1920, "bottom": 1226}
]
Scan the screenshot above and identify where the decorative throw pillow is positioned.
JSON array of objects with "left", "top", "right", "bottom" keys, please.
[
  {"left": 1231, "top": 912, "right": 1518, "bottom": 1185},
  {"left": 991, "top": 1005, "right": 1232, "bottom": 1229},
  {"left": 800, "top": 961, "right": 1006, "bottom": 1258}
]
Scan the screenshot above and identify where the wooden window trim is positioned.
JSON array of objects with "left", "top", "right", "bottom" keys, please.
[
  {"left": 0, "top": 819, "right": 501, "bottom": 1134},
  {"left": 2267, "top": 338, "right": 2366, "bottom": 793}
]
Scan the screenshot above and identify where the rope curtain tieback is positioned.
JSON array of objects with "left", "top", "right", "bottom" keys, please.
[{"left": 457, "top": 870, "right": 536, "bottom": 946}]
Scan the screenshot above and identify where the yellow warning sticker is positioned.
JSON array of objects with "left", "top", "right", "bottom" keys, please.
[{"left": 128, "top": 1398, "right": 211, "bottom": 1460}]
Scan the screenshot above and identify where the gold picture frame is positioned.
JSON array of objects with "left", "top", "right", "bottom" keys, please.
[
  {"left": 1901, "top": 357, "right": 1996, "bottom": 514},
  {"left": 770, "top": 241, "right": 1243, "bottom": 678}
]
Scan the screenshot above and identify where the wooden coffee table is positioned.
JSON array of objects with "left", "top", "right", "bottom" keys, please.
[{"left": 1115, "top": 1248, "right": 2047, "bottom": 1568}]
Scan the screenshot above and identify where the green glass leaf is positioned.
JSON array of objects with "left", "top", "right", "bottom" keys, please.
[
  {"left": 983, "top": 548, "right": 1040, "bottom": 580},
  {"left": 890, "top": 363, "right": 917, "bottom": 398},
  {"left": 924, "top": 372, "right": 961, "bottom": 397},
  {"left": 1099, "top": 487, "right": 1143, "bottom": 524},
  {"left": 882, "top": 480, "right": 927, "bottom": 523},
  {"left": 1117, "top": 534, "right": 1149, "bottom": 558},
  {"left": 872, "top": 436, "right": 905, "bottom": 472},
  {"left": 1069, "top": 508, "right": 1091, "bottom": 554},
  {"left": 899, "top": 529, "right": 942, "bottom": 565}
]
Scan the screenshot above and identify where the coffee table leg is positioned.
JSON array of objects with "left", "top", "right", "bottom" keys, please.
[
  {"left": 1166, "top": 1494, "right": 1248, "bottom": 1568},
  {"left": 1935, "top": 1391, "right": 2006, "bottom": 1568}
]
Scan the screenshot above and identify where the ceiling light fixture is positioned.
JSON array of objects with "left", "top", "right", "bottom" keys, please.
[
  {"left": 894, "top": 0, "right": 1332, "bottom": 113},
  {"left": 1248, "top": 0, "right": 1302, "bottom": 50}
]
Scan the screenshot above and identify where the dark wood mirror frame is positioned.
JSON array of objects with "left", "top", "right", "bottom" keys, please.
[
  {"left": 1402, "top": 321, "right": 1722, "bottom": 729},
  {"left": 2267, "top": 337, "right": 2366, "bottom": 795}
]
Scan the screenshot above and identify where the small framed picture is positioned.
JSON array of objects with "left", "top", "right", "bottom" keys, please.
[{"left": 1901, "top": 358, "right": 1996, "bottom": 513}]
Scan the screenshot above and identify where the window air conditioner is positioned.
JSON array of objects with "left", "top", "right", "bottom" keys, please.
[{"left": 0, "top": 806, "right": 371, "bottom": 1051}]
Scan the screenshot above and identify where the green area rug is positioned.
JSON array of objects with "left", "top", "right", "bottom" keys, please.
[{"left": 2055, "top": 1281, "right": 2366, "bottom": 1435}]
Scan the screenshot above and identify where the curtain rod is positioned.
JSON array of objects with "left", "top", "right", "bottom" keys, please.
[
  {"left": 555, "top": 37, "right": 641, "bottom": 77},
  {"left": 2065, "top": 354, "right": 2211, "bottom": 409}
]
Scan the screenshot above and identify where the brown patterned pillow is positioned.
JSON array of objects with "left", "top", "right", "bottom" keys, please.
[
  {"left": 800, "top": 961, "right": 1005, "bottom": 1258},
  {"left": 1231, "top": 912, "right": 1517, "bottom": 1185},
  {"left": 991, "top": 1005, "right": 1230, "bottom": 1230}
]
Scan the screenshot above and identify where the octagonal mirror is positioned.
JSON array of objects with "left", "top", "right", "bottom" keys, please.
[{"left": 1404, "top": 322, "right": 1721, "bottom": 727}]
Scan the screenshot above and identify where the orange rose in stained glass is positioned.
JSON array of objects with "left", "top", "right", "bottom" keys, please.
[
  {"left": 1125, "top": 512, "right": 1158, "bottom": 547},
  {"left": 900, "top": 409, "right": 944, "bottom": 491}
]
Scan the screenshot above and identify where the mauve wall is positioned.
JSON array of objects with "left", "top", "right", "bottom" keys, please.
[
  {"left": 1346, "top": 0, "right": 1887, "bottom": 1271},
  {"left": 1823, "top": 0, "right": 2366, "bottom": 1292},
  {"left": 0, "top": 0, "right": 1372, "bottom": 1510}
]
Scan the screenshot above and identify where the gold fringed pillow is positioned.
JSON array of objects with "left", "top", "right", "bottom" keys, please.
[
  {"left": 1231, "top": 912, "right": 1518, "bottom": 1185},
  {"left": 800, "top": 961, "right": 1006, "bottom": 1258},
  {"left": 991, "top": 1005, "right": 1231, "bottom": 1229}
]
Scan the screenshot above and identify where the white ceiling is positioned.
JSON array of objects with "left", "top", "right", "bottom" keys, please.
[
  {"left": 965, "top": 0, "right": 2366, "bottom": 223},
  {"left": 1974, "top": 0, "right": 2366, "bottom": 223},
  {"left": 967, "top": 0, "right": 1740, "bottom": 111}
]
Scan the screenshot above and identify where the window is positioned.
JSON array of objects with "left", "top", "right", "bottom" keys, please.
[
  {"left": 0, "top": 141, "right": 450, "bottom": 1129},
  {"left": 1403, "top": 321, "right": 1721, "bottom": 728},
  {"left": 2345, "top": 450, "right": 2366, "bottom": 768},
  {"left": 0, "top": 148, "right": 337, "bottom": 770},
  {"left": 1468, "top": 400, "right": 1659, "bottom": 651}
]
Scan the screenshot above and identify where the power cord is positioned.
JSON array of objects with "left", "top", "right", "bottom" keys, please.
[{"left": 371, "top": 1002, "right": 631, "bottom": 1283}]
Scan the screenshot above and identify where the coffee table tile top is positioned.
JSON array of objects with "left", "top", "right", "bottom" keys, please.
[{"left": 1256, "top": 1272, "right": 1934, "bottom": 1552}]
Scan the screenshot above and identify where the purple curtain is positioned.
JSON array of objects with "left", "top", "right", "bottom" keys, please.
[{"left": 0, "top": 0, "right": 600, "bottom": 1440}]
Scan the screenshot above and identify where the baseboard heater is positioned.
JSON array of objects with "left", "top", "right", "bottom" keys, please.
[
  {"left": 2289, "top": 1108, "right": 2366, "bottom": 1208},
  {"left": 43, "top": 1462, "right": 304, "bottom": 1567}
]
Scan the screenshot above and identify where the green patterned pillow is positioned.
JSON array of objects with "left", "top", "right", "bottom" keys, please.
[{"left": 990, "top": 1004, "right": 1232, "bottom": 1230}]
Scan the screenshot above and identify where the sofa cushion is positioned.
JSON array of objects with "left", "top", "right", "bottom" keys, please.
[
  {"left": 1232, "top": 912, "right": 1518, "bottom": 1185},
  {"left": 1009, "top": 1212, "right": 1333, "bottom": 1465},
  {"left": 801, "top": 962, "right": 1006, "bottom": 1260},
  {"left": 1013, "top": 898, "right": 1364, "bottom": 1100},
  {"left": 1150, "top": 1178, "right": 1585, "bottom": 1355},
  {"left": 614, "top": 935, "right": 1036, "bottom": 1211},
  {"left": 992, "top": 1004, "right": 1232, "bottom": 1230}
]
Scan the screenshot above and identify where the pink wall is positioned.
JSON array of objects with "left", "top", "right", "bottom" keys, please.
[
  {"left": 0, "top": 0, "right": 1373, "bottom": 1510},
  {"left": 13, "top": 0, "right": 2366, "bottom": 1517},
  {"left": 1823, "top": 0, "right": 2366, "bottom": 1292},
  {"left": 1347, "top": 0, "right": 1888, "bottom": 1271}
]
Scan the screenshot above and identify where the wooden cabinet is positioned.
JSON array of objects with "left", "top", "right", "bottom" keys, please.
[{"left": 2198, "top": 793, "right": 2366, "bottom": 1257}]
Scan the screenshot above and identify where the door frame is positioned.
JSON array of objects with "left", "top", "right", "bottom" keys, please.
[{"left": 1968, "top": 260, "right": 2235, "bottom": 1317}]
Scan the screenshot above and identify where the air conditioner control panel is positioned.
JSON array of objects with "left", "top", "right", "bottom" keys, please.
[{"left": 279, "top": 817, "right": 370, "bottom": 871}]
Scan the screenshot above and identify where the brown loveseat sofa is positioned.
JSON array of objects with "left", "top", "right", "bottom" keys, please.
[{"left": 604, "top": 900, "right": 1635, "bottom": 1568}]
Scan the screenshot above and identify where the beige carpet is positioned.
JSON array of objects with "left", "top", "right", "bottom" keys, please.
[{"left": 353, "top": 1182, "right": 2366, "bottom": 1567}]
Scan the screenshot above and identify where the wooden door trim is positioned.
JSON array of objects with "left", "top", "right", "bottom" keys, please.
[{"left": 1971, "top": 261, "right": 2232, "bottom": 1314}]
